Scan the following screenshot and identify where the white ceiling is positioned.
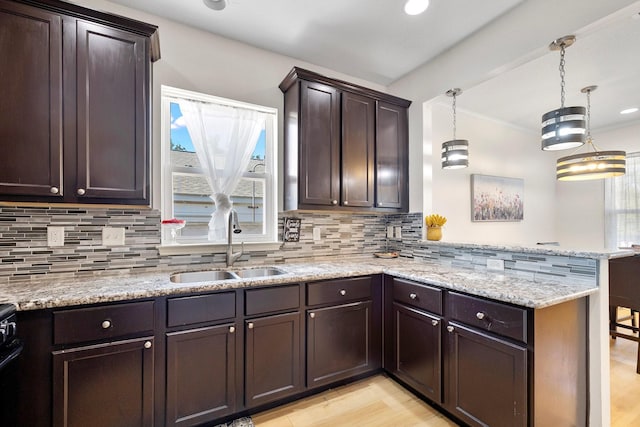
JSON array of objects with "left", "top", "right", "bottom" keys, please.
[
  {"left": 109, "top": 0, "right": 523, "bottom": 85},
  {"left": 109, "top": 0, "right": 640, "bottom": 132},
  {"left": 450, "top": 5, "right": 640, "bottom": 132}
]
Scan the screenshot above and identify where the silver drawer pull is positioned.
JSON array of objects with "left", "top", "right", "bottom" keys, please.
[
  {"left": 446, "top": 325, "right": 454, "bottom": 333},
  {"left": 77, "top": 188, "right": 86, "bottom": 196},
  {"left": 476, "top": 312, "right": 486, "bottom": 320},
  {"left": 248, "top": 322, "right": 254, "bottom": 329},
  {"left": 50, "top": 186, "right": 59, "bottom": 194},
  {"left": 431, "top": 319, "right": 439, "bottom": 326},
  {"left": 409, "top": 293, "right": 417, "bottom": 300},
  {"left": 229, "top": 326, "right": 235, "bottom": 333},
  {"left": 331, "top": 200, "right": 338, "bottom": 205},
  {"left": 144, "top": 341, "right": 152, "bottom": 349},
  {"left": 339, "top": 289, "right": 347, "bottom": 296},
  {"left": 101, "top": 320, "right": 111, "bottom": 329},
  {"left": 343, "top": 201, "right": 349, "bottom": 205},
  {"left": 309, "top": 312, "right": 315, "bottom": 319}
]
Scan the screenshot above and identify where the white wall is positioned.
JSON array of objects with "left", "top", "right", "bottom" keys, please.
[
  {"left": 427, "top": 104, "right": 557, "bottom": 245},
  {"left": 74, "top": 0, "right": 388, "bottom": 211},
  {"left": 555, "top": 121, "right": 640, "bottom": 249}
]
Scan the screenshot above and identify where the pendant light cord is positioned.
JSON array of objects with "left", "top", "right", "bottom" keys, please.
[
  {"left": 559, "top": 44, "right": 566, "bottom": 108},
  {"left": 452, "top": 92, "right": 457, "bottom": 140}
]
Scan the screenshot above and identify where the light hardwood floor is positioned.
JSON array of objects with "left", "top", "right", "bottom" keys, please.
[{"left": 253, "top": 316, "right": 640, "bottom": 427}]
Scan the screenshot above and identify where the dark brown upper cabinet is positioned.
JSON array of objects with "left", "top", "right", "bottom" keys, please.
[
  {"left": 0, "top": 0, "right": 159, "bottom": 205},
  {"left": 280, "top": 67, "right": 411, "bottom": 212}
]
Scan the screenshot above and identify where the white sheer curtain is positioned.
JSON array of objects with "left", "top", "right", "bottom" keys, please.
[
  {"left": 605, "top": 152, "right": 640, "bottom": 249},
  {"left": 178, "top": 99, "right": 266, "bottom": 241}
]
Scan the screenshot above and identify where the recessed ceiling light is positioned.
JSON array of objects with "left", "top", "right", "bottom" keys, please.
[
  {"left": 404, "top": 0, "right": 430, "bottom": 16},
  {"left": 203, "top": 0, "right": 226, "bottom": 11},
  {"left": 620, "top": 107, "right": 639, "bottom": 115}
]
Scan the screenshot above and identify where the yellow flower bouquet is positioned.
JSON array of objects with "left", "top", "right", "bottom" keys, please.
[{"left": 425, "top": 214, "right": 446, "bottom": 241}]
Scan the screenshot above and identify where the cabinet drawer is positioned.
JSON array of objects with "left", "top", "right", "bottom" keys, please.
[
  {"left": 168, "top": 292, "right": 236, "bottom": 327},
  {"left": 53, "top": 301, "right": 154, "bottom": 346},
  {"left": 245, "top": 285, "right": 300, "bottom": 316},
  {"left": 392, "top": 278, "right": 442, "bottom": 315},
  {"left": 446, "top": 292, "right": 528, "bottom": 343},
  {"left": 307, "top": 276, "right": 372, "bottom": 306}
]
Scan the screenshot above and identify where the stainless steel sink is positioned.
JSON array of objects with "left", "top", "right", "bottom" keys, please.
[
  {"left": 233, "top": 267, "right": 286, "bottom": 278},
  {"left": 170, "top": 270, "right": 237, "bottom": 283}
]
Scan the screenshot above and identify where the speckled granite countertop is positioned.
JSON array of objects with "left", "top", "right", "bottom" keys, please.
[
  {"left": 0, "top": 257, "right": 597, "bottom": 311},
  {"left": 419, "top": 240, "right": 634, "bottom": 259}
]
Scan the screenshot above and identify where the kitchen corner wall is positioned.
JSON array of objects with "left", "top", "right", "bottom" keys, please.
[
  {"left": 424, "top": 103, "right": 558, "bottom": 246},
  {"left": 0, "top": 207, "right": 392, "bottom": 284}
]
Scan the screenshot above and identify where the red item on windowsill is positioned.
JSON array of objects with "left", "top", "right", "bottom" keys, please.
[{"left": 161, "top": 218, "right": 185, "bottom": 225}]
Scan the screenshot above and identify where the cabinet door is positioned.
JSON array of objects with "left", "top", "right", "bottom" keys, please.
[
  {"left": 52, "top": 337, "right": 154, "bottom": 427},
  {"left": 392, "top": 304, "right": 442, "bottom": 402},
  {"left": 375, "top": 101, "right": 408, "bottom": 211},
  {"left": 342, "top": 91, "right": 375, "bottom": 207},
  {"left": 446, "top": 322, "right": 527, "bottom": 427},
  {"left": 307, "top": 301, "right": 373, "bottom": 388},
  {"left": 0, "top": 1, "right": 63, "bottom": 199},
  {"left": 245, "top": 312, "right": 301, "bottom": 408},
  {"left": 166, "top": 324, "right": 236, "bottom": 427},
  {"left": 299, "top": 80, "right": 340, "bottom": 207},
  {"left": 75, "top": 21, "right": 149, "bottom": 204}
]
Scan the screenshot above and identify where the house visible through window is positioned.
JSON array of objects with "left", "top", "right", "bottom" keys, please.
[
  {"left": 605, "top": 152, "right": 640, "bottom": 249},
  {"left": 161, "top": 86, "right": 277, "bottom": 244}
]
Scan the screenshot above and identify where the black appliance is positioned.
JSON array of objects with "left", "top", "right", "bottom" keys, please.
[
  {"left": 0, "top": 304, "right": 23, "bottom": 425},
  {"left": 0, "top": 304, "right": 22, "bottom": 370}
]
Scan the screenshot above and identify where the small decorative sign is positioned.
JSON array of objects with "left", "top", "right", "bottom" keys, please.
[{"left": 283, "top": 217, "right": 301, "bottom": 242}]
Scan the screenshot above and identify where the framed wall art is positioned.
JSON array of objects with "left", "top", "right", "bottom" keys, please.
[{"left": 471, "top": 174, "right": 524, "bottom": 222}]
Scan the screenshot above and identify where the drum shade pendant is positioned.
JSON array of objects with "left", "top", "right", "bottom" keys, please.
[
  {"left": 442, "top": 88, "right": 469, "bottom": 169},
  {"left": 541, "top": 35, "right": 586, "bottom": 151},
  {"left": 556, "top": 86, "right": 626, "bottom": 181}
]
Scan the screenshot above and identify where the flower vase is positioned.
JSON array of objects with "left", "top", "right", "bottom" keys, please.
[{"left": 427, "top": 226, "right": 442, "bottom": 241}]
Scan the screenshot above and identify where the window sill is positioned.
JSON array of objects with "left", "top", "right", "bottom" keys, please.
[{"left": 157, "top": 241, "right": 283, "bottom": 256}]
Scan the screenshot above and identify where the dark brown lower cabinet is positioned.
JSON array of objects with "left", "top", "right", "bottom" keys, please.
[
  {"left": 166, "top": 324, "right": 236, "bottom": 427},
  {"left": 446, "top": 322, "right": 527, "bottom": 427},
  {"left": 392, "top": 303, "right": 442, "bottom": 402},
  {"left": 52, "top": 336, "right": 155, "bottom": 427},
  {"left": 245, "top": 312, "right": 301, "bottom": 408},
  {"left": 306, "top": 301, "right": 373, "bottom": 388}
]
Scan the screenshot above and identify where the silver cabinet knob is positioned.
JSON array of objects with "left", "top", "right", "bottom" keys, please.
[
  {"left": 431, "top": 319, "right": 439, "bottom": 326},
  {"left": 339, "top": 289, "right": 347, "bottom": 296},
  {"left": 343, "top": 200, "right": 349, "bottom": 205},
  {"left": 50, "top": 187, "right": 59, "bottom": 194},
  {"left": 309, "top": 312, "right": 315, "bottom": 319},
  {"left": 446, "top": 325, "right": 454, "bottom": 333},
  {"left": 248, "top": 322, "right": 254, "bottom": 329},
  {"left": 229, "top": 326, "right": 235, "bottom": 333},
  {"left": 476, "top": 312, "right": 486, "bottom": 320},
  {"left": 101, "top": 320, "right": 111, "bottom": 329},
  {"left": 331, "top": 200, "right": 338, "bottom": 205},
  {"left": 77, "top": 188, "right": 86, "bottom": 196},
  {"left": 144, "top": 341, "right": 152, "bottom": 349},
  {"left": 378, "top": 202, "right": 383, "bottom": 207},
  {"left": 409, "top": 293, "right": 417, "bottom": 300}
]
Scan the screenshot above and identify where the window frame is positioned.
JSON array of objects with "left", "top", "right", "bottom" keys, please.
[
  {"left": 605, "top": 151, "right": 640, "bottom": 249},
  {"left": 160, "top": 85, "right": 279, "bottom": 250}
]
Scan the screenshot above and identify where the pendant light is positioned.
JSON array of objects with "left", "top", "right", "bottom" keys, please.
[
  {"left": 441, "top": 88, "right": 469, "bottom": 169},
  {"left": 541, "top": 35, "right": 586, "bottom": 151},
  {"left": 556, "top": 86, "right": 626, "bottom": 181}
]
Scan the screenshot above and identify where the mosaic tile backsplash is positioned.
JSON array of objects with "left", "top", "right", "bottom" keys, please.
[{"left": 0, "top": 207, "right": 597, "bottom": 285}]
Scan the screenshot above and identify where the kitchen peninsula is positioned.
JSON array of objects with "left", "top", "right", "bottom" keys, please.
[{"left": 3, "top": 243, "right": 628, "bottom": 427}]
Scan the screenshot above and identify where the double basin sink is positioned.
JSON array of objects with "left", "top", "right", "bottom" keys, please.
[{"left": 170, "top": 267, "right": 286, "bottom": 283}]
